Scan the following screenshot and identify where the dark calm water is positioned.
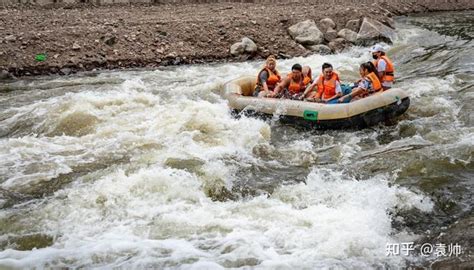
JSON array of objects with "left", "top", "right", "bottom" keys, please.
[{"left": 0, "top": 10, "right": 472, "bottom": 269}]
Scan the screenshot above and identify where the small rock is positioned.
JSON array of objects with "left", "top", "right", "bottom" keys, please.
[
  {"left": 5, "top": 35, "right": 16, "bottom": 42},
  {"left": 60, "top": 68, "right": 72, "bottom": 75},
  {"left": 72, "top": 42, "right": 81, "bottom": 50},
  {"left": 102, "top": 35, "right": 117, "bottom": 46},
  {"left": 338, "top": 28, "right": 358, "bottom": 43},
  {"left": 319, "top": 18, "right": 336, "bottom": 33},
  {"left": 345, "top": 19, "right": 361, "bottom": 32},
  {"left": 251, "top": 20, "right": 257, "bottom": 25},
  {"left": 306, "top": 44, "right": 332, "bottom": 55},
  {"left": 324, "top": 28, "right": 338, "bottom": 42},
  {"left": 230, "top": 37, "right": 257, "bottom": 56},
  {"left": 277, "top": 52, "right": 291, "bottom": 59},
  {"left": 0, "top": 70, "right": 14, "bottom": 80},
  {"left": 241, "top": 37, "right": 257, "bottom": 53}
]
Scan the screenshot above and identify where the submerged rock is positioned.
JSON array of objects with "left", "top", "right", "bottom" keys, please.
[
  {"left": 288, "top": 20, "right": 324, "bottom": 45},
  {"left": 307, "top": 44, "right": 332, "bottom": 55},
  {"left": 328, "top": 38, "right": 351, "bottom": 53}
]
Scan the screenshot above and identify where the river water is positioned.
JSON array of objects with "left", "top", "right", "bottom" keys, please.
[{"left": 0, "top": 11, "right": 472, "bottom": 269}]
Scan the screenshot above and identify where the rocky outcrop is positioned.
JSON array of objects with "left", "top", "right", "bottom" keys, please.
[
  {"left": 356, "top": 17, "right": 397, "bottom": 46},
  {"left": 338, "top": 28, "right": 358, "bottom": 43},
  {"left": 230, "top": 37, "right": 257, "bottom": 56},
  {"left": 288, "top": 20, "right": 324, "bottom": 46}
]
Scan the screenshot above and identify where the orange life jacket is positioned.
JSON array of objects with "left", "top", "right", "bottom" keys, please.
[
  {"left": 287, "top": 74, "right": 306, "bottom": 95},
  {"left": 374, "top": 55, "right": 395, "bottom": 83},
  {"left": 365, "top": 72, "right": 382, "bottom": 92},
  {"left": 303, "top": 75, "right": 312, "bottom": 86},
  {"left": 316, "top": 72, "right": 340, "bottom": 99},
  {"left": 256, "top": 68, "right": 281, "bottom": 90}
]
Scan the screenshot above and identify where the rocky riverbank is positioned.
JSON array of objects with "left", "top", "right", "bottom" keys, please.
[{"left": 0, "top": 1, "right": 473, "bottom": 78}]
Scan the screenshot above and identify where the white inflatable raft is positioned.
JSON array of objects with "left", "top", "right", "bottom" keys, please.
[{"left": 223, "top": 76, "right": 410, "bottom": 129}]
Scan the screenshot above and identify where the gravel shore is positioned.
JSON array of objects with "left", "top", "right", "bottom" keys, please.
[{"left": 0, "top": 1, "right": 473, "bottom": 77}]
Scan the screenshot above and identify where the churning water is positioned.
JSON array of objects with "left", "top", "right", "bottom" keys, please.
[{"left": 0, "top": 11, "right": 472, "bottom": 269}]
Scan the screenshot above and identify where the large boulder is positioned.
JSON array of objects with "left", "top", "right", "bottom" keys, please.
[
  {"left": 324, "top": 28, "right": 338, "bottom": 42},
  {"left": 319, "top": 18, "right": 336, "bottom": 33},
  {"left": 328, "top": 38, "right": 351, "bottom": 53},
  {"left": 338, "top": 28, "right": 358, "bottom": 43},
  {"left": 288, "top": 20, "right": 324, "bottom": 45},
  {"left": 345, "top": 19, "right": 361, "bottom": 32},
  {"left": 356, "top": 17, "right": 396, "bottom": 46},
  {"left": 306, "top": 44, "right": 332, "bottom": 55},
  {"left": 230, "top": 37, "right": 257, "bottom": 56}
]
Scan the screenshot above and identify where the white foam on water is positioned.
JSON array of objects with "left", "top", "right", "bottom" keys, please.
[
  {"left": 1, "top": 18, "right": 472, "bottom": 269},
  {"left": 0, "top": 164, "right": 433, "bottom": 269}
]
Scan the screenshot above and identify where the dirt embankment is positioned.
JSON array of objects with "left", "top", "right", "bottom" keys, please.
[{"left": 0, "top": 0, "right": 473, "bottom": 78}]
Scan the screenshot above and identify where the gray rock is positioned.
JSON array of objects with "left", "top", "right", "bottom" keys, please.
[
  {"left": 241, "top": 37, "right": 257, "bottom": 53},
  {"left": 230, "top": 37, "right": 257, "bottom": 56},
  {"left": 381, "top": 17, "right": 396, "bottom": 29},
  {"left": 306, "top": 44, "right": 332, "bottom": 55},
  {"left": 72, "top": 42, "right": 81, "bottom": 50},
  {"left": 319, "top": 18, "right": 336, "bottom": 33},
  {"left": 338, "top": 28, "right": 358, "bottom": 43},
  {"left": 102, "top": 34, "right": 117, "bottom": 46},
  {"left": 0, "top": 70, "right": 14, "bottom": 80},
  {"left": 60, "top": 68, "right": 72, "bottom": 75},
  {"left": 288, "top": 20, "right": 324, "bottom": 45},
  {"left": 356, "top": 17, "right": 397, "bottom": 46},
  {"left": 345, "top": 19, "right": 361, "bottom": 32},
  {"left": 324, "top": 28, "right": 338, "bottom": 42},
  {"left": 328, "top": 38, "right": 351, "bottom": 53},
  {"left": 5, "top": 35, "right": 16, "bottom": 42}
]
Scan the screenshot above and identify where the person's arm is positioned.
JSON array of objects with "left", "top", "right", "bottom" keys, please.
[
  {"left": 338, "top": 80, "right": 367, "bottom": 102},
  {"left": 377, "top": 59, "right": 386, "bottom": 80},
  {"left": 259, "top": 71, "right": 269, "bottom": 92},
  {"left": 268, "top": 78, "right": 289, "bottom": 97},
  {"left": 322, "top": 81, "right": 343, "bottom": 102},
  {"left": 301, "top": 79, "right": 318, "bottom": 100}
]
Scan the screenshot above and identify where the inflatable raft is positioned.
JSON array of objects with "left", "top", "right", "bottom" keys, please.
[{"left": 223, "top": 76, "right": 410, "bottom": 129}]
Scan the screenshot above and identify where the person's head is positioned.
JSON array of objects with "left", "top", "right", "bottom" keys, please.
[
  {"left": 265, "top": 55, "right": 277, "bottom": 70},
  {"left": 370, "top": 44, "right": 385, "bottom": 59},
  {"left": 291, "top": 63, "right": 303, "bottom": 80},
  {"left": 321, "top": 63, "right": 333, "bottom": 80},
  {"left": 359, "top": 62, "right": 377, "bottom": 76},
  {"left": 302, "top": 65, "right": 312, "bottom": 79}
]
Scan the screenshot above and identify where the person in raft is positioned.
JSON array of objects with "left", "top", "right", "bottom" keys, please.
[
  {"left": 302, "top": 65, "right": 313, "bottom": 86},
  {"left": 370, "top": 44, "right": 395, "bottom": 90},
  {"left": 338, "top": 62, "right": 382, "bottom": 103},
  {"left": 301, "top": 62, "right": 342, "bottom": 104},
  {"left": 267, "top": 64, "right": 307, "bottom": 99},
  {"left": 254, "top": 55, "right": 281, "bottom": 98}
]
